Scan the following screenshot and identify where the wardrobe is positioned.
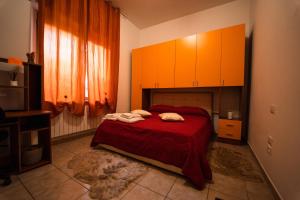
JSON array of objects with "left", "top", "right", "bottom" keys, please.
[{"left": 131, "top": 24, "right": 250, "bottom": 143}]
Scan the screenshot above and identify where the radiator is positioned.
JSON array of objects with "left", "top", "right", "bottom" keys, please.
[{"left": 50, "top": 106, "right": 103, "bottom": 138}]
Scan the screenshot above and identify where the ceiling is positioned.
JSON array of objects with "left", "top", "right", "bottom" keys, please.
[{"left": 109, "top": 0, "right": 235, "bottom": 28}]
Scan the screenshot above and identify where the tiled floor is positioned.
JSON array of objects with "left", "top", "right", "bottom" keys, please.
[{"left": 0, "top": 135, "right": 275, "bottom": 200}]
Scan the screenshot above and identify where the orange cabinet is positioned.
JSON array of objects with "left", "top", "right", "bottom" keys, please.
[
  {"left": 156, "top": 41, "right": 175, "bottom": 88},
  {"left": 175, "top": 35, "right": 197, "bottom": 87},
  {"left": 218, "top": 119, "right": 242, "bottom": 140},
  {"left": 131, "top": 24, "right": 246, "bottom": 110},
  {"left": 220, "top": 24, "right": 245, "bottom": 86},
  {"left": 196, "top": 30, "right": 222, "bottom": 87},
  {"left": 131, "top": 49, "right": 142, "bottom": 110},
  {"left": 141, "top": 41, "right": 175, "bottom": 88},
  {"left": 141, "top": 45, "right": 156, "bottom": 88}
]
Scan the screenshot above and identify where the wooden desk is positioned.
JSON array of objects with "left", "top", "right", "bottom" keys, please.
[{"left": 0, "top": 110, "right": 52, "bottom": 173}]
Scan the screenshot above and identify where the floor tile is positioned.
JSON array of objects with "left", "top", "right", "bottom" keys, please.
[
  {"left": 0, "top": 175, "right": 20, "bottom": 193},
  {"left": 54, "top": 148, "right": 92, "bottom": 190},
  {"left": 52, "top": 147, "right": 75, "bottom": 168},
  {"left": 22, "top": 168, "right": 70, "bottom": 198},
  {"left": 78, "top": 135, "right": 94, "bottom": 146},
  {"left": 34, "top": 178, "right": 87, "bottom": 200},
  {"left": 208, "top": 188, "right": 244, "bottom": 200},
  {"left": 209, "top": 172, "right": 247, "bottom": 200},
  {"left": 247, "top": 191, "right": 274, "bottom": 200},
  {"left": 57, "top": 159, "right": 91, "bottom": 190},
  {"left": 138, "top": 168, "right": 176, "bottom": 196},
  {"left": 167, "top": 177, "right": 208, "bottom": 200},
  {"left": 18, "top": 164, "right": 56, "bottom": 183},
  {"left": 122, "top": 185, "right": 165, "bottom": 200},
  {"left": 246, "top": 181, "right": 274, "bottom": 200},
  {"left": 56, "top": 140, "right": 91, "bottom": 154},
  {"left": 0, "top": 183, "right": 33, "bottom": 200}
]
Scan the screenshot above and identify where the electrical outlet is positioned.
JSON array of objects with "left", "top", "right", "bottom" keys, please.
[{"left": 267, "top": 144, "right": 272, "bottom": 155}]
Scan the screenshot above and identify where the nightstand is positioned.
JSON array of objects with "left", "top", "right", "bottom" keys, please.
[{"left": 218, "top": 119, "right": 242, "bottom": 140}]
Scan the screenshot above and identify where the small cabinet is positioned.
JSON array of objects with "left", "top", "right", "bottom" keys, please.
[
  {"left": 131, "top": 49, "right": 142, "bottom": 110},
  {"left": 218, "top": 119, "right": 242, "bottom": 140},
  {"left": 220, "top": 24, "right": 245, "bottom": 86},
  {"left": 141, "top": 41, "right": 175, "bottom": 89},
  {"left": 175, "top": 35, "right": 197, "bottom": 87},
  {"left": 196, "top": 30, "right": 222, "bottom": 87}
]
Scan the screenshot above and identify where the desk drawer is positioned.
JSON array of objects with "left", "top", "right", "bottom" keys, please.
[{"left": 218, "top": 119, "right": 241, "bottom": 140}]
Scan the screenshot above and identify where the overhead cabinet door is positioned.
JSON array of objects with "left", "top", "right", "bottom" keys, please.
[
  {"left": 220, "top": 24, "right": 245, "bottom": 86},
  {"left": 175, "top": 35, "right": 197, "bottom": 87},
  {"left": 156, "top": 41, "right": 175, "bottom": 88},
  {"left": 141, "top": 45, "right": 157, "bottom": 88},
  {"left": 131, "top": 49, "right": 142, "bottom": 110},
  {"left": 196, "top": 30, "right": 222, "bottom": 87},
  {"left": 141, "top": 41, "right": 175, "bottom": 89}
]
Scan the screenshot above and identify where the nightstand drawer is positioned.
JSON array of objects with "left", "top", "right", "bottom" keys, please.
[{"left": 218, "top": 119, "right": 242, "bottom": 140}]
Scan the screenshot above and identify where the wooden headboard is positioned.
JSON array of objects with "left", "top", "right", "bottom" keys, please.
[{"left": 151, "top": 91, "right": 213, "bottom": 116}]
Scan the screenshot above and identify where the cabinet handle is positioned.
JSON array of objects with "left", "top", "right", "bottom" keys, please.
[
  {"left": 225, "top": 133, "right": 233, "bottom": 136},
  {"left": 226, "top": 124, "right": 234, "bottom": 127},
  {"left": 222, "top": 80, "right": 225, "bottom": 86},
  {"left": 157, "top": 83, "right": 159, "bottom": 88}
]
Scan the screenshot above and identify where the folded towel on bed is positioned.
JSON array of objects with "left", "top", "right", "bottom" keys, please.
[{"left": 102, "top": 113, "right": 144, "bottom": 123}]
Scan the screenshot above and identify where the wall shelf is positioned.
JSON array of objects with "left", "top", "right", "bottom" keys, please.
[{"left": 0, "top": 85, "right": 27, "bottom": 89}]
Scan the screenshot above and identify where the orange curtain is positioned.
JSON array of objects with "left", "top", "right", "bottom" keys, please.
[
  {"left": 87, "top": 0, "right": 120, "bottom": 117},
  {"left": 38, "top": 0, "right": 120, "bottom": 117}
]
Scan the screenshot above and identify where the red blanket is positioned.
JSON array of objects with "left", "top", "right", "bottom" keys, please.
[{"left": 91, "top": 109, "right": 212, "bottom": 189}]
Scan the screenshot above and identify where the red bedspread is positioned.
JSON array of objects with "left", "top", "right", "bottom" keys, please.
[{"left": 91, "top": 109, "right": 212, "bottom": 189}]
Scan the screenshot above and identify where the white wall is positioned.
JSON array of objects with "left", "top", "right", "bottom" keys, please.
[
  {"left": 139, "top": 0, "right": 251, "bottom": 47},
  {"left": 0, "top": 0, "right": 31, "bottom": 60},
  {"left": 249, "top": 0, "right": 300, "bottom": 199},
  {"left": 116, "top": 15, "right": 140, "bottom": 112}
]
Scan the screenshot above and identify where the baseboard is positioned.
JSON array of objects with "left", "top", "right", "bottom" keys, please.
[
  {"left": 248, "top": 143, "right": 283, "bottom": 200},
  {"left": 51, "top": 129, "right": 96, "bottom": 145}
]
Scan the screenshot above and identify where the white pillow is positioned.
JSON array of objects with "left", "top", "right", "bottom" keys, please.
[
  {"left": 131, "top": 109, "right": 152, "bottom": 117},
  {"left": 159, "top": 113, "right": 184, "bottom": 121}
]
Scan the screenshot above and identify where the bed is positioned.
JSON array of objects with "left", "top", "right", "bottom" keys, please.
[{"left": 91, "top": 103, "right": 213, "bottom": 189}]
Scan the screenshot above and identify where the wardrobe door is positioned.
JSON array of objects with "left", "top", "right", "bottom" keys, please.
[
  {"left": 156, "top": 41, "right": 175, "bottom": 88},
  {"left": 131, "top": 49, "right": 142, "bottom": 110},
  {"left": 221, "top": 24, "right": 245, "bottom": 86},
  {"left": 196, "top": 30, "right": 222, "bottom": 87},
  {"left": 141, "top": 45, "right": 157, "bottom": 88},
  {"left": 175, "top": 35, "right": 197, "bottom": 87}
]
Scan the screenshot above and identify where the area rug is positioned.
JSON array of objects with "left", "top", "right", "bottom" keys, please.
[
  {"left": 208, "top": 145, "right": 264, "bottom": 183},
  {"left": 67, "top": 149, "right": 148, "bottom": 200}
]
